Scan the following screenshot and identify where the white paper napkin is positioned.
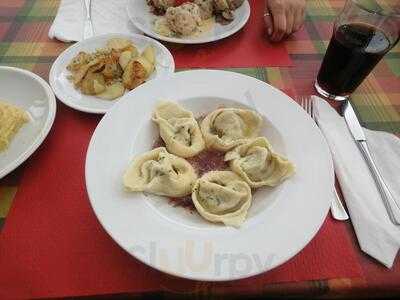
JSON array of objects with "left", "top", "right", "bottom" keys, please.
[
  {"left": 313, "top": 96, "right": 400, "bottom": 268},
  {"left": 49, "top": 0, "right": 141, "bottom": 42}
]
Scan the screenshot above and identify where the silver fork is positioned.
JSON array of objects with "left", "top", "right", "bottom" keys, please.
[
  {"left": 300, "top": 96, "right": 349, "bottom": 221},
  {"left": 83, "top": 0, "right": 94, "bottom": 40}
]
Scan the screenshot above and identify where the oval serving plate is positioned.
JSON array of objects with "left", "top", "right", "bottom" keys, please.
[
  {"left": 49, "top": 33, "right": 175, "bottom": 114},
  {"left": 127, "top": 0, "right": 251, "bottom": 44}
]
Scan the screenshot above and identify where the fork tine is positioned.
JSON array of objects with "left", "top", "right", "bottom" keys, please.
[
  {"left": 299, "top": 96, "right": 313, "bottom": 118},
  {"left": 310, "top": 97, "right": 314, "bottom": 119},
  {"left": 305, "top": 97, "right": 309, "bottom": 114},
  {"left": 307, "top": 97, "right": 312, "bottom": 116},
  {"left": 299, "top": 96, "right": 312, "bottom": 117}
]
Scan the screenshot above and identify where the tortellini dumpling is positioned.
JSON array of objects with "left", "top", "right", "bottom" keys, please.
[
  {"left": 123, "top": 147, "right": 197, "bottom": 197},
  {"left": 152, "top": 101, "right": 205, "bottom": 158},
  {"left": 192, "top": 171, "right": 252, "bottom": 227},
  {"left": 224, "top": 137, "right": 295, "bottom": 188},
  {"left": 200, "top": 108, "right": 263, "bottom": 151}
]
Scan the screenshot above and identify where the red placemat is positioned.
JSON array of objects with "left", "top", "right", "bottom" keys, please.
[
  {"left": 170, "top": 0, "right": 293, "bottom": 68},
  {"left": 0, "top": 104, "right": 362, "bottom": 299}
]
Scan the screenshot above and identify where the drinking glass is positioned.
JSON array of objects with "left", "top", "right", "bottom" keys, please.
[{"left": 315, "top": 0, "right": 400, "bottom": 101}]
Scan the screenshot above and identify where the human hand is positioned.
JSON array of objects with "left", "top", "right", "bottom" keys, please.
[{"left": 264, "top": 0, "right": 306, "bottom": 42}]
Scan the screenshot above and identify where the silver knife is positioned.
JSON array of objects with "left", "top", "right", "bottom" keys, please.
[
  {"left": 343, "top": 100, "right": 400, "bottom": 225},
  {"left": 83, "top": 0, "right": 94, "bottom": 40}
]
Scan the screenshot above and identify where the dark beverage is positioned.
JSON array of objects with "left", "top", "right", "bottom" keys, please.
[{"left": 317, "top": 23, "right": 391, "bottom": 96}]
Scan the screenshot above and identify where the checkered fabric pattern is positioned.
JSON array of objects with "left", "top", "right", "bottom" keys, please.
[{"left": 0, "top": 0, "right": 399, "bottom": 297}]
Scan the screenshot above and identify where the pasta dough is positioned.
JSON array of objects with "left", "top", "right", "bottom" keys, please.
[
  {"left": 0, "top": 100, "right": 29, "bottom": 152},
  {"left": 123, "top": 147, "right": 197, "bottom": 197},
  {"left": 200, "top": 108, "right": 262, "bottom": 151},
  {"left": 192, "top": 171, "right": 252, "bottom": 227},
  {"left": 225, "top": 137, "right": 295, "bottom": 188},
  {"left": 152, "top": 101, "right": 205, "bottom": 158}
]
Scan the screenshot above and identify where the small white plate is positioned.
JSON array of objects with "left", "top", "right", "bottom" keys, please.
[
  {"left": 49, "top": 33, "right": 175, "bottom": 114},
  {"left": 0, "top": 66, "right": 56, "bottom": 179},
  {"left": 127, "top": 0, "right": 251, "bottom": 44},
  {"left": 85, "top": 70, "right": 334, "bottom": 281}
]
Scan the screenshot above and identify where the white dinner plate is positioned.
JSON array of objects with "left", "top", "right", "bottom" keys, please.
[
  {"left": 0, "top": 66, "right": 56, "bottom": 179},
  {"left": 49, "top": 33, "right": 175, "bottom": 114},
  {"left": 127, "top": 0, "right": 251, "bottom": 44},
  {"left": 85, "top": 70, "right": 334, "bottom": 281}
]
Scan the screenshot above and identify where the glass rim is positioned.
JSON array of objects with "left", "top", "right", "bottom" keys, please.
[{"left": 351, "top": 0, "right": 400, "bottom": 18}]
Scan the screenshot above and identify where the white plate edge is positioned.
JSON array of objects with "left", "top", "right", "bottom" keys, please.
[{"left": 0, "top": 66, "right": 57, "bottom": 179}]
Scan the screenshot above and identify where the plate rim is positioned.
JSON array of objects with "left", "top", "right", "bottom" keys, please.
[
  {"left": 85, "top": 69, "right": 334, "bottom": 281},
  {"left": 127, "top": 0, "right": 251, "bottom": 44},
  {"left": 49, "top": 33, "right": 176, "bottom": 114},
  {"left": 0, "top": 66, "right": 57, "bottom": 179}
]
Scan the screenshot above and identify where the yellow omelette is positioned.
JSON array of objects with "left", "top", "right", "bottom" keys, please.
[{"left": 0, "top": 100, "right": 29, "bottom": 152}]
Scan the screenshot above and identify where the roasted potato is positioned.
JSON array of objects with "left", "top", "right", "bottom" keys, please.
[
  {"left": 72, "top": 58, "right": 101, "bottom": 86},
  {"left": 67, "top": 51, "right": 91, "bottom": 72},
  {"left": 102, "top": 56, "right": 123, "bottom": 79},
  {"left": 124, "top": 45, "right": 139, "bottom": 57},
  {"left": 142, "top": 45, "right": 156, "bottom": 65},
  {"left": 135, "top": 56, "right": 155, "bottom": 78},
  {"left": 119, "top": 50, "right": 136, "bottom": 70},
  {"left": 123, "top": 60, "right": 147, "bottom": 90},
  {"left": 106, "top": 38, "right": 138, "bottom": 54},
  {"left": 87, "top": 61, "right": 105, "bottom": 74},
  {"left": 97, "top": 82, "right": 125, "bottom": 100},
  {"left": 80, "top": 72, "right": 106, "bottom": 95}
]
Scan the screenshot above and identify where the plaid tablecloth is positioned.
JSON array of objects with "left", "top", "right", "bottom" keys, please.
[{"left": 0, "top": 0, "right": 399, "bottom": 298}]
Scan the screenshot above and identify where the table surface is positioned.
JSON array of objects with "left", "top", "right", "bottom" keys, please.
[{"left": 0, "top": 0, "right": 399, "bottom": 298}]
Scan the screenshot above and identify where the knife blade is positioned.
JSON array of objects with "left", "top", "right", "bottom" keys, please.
[
  {"left": 342, "top": 100, "right": 400, "bottom": 225},
  {"left": 343, "top": 101, "right": 365, "bottom": 141}
]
